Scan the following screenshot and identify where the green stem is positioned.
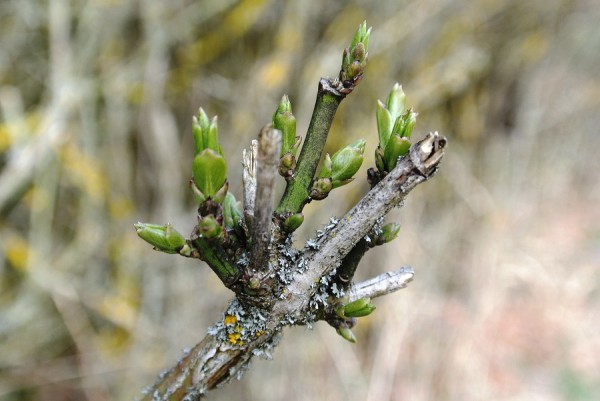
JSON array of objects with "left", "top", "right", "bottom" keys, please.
[
  {"left": 334, "top": 238, "right": 370, "bottom": 290},
  {"left": 192, "top": 237, "right": 240, "bottom": 286},
  {"left": 276, "top": 79, "right": 345, "bottom": 214}
]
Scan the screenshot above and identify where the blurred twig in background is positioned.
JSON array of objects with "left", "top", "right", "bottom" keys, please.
[{"left": 1, "top": 0, "right": 599, "bottom": 400}]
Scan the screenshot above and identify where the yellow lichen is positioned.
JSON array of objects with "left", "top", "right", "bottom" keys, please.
[{"left": 224, "top": 315, "right": 237, "bottom": 325}]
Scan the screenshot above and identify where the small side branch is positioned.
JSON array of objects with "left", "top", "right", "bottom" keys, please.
[
  {"left": 349, "top": 267, "right": 414, "bottom": 301},
  {"left": 242, "top": 140, "right": 258, "bottom": 230},
  {"left": 250, "top": 125, "right": 281, "bottom": 272}
]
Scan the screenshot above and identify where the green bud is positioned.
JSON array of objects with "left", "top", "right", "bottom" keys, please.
[
  {"left": 330, "top": 139, "right": 365, "bottom": 188},
  {"left": 310, "top": 177, "right": 332, "bottom": 200},
  {"left": 345, "top": 61, "right": 363, "bottom": 81},
  {"left": 338, "top": 297, "right": 376, "bottom": 318},
  {"left": 336, "top": 326, "right": 357, "bottom": 343},
  {"left": 134, "top": 222, "right": 186, "bottom": 254},
  {"left": 282, "top": 213, "right": 304, "bottom": 233},
  {"left": 198, "top": 214, "right": 223, "bottom": 239},
  {"left": 192, "top": 108, "right": 222, "bottom": 156},
  {"left": 273, "top": 95, "right": 297, "bottom": 156},
  {"left": 344, "top": 303, "right": 376, "bottom": 318},
  {"left": 279, "top": 153, "right": 296, "bottom": 180},
  {"left": 222, "top": 192, "right": 243, "bottom": 230},
  {"left": 386, "top": 83, "right": 406, "bottom": 123},
  {"left": 383, "top": 135, "right": 411, "bottom": 171},
  {"left": 377, "top": 223, "right": 401, "bottom": 245},
  {"left": 318, "top": 153, "right": 333, "bottom": 179},
  {"left": 192, "top": 149, "right": 227, "bottom": 199},
  {"left": 350, "top": 21, "right": 371, "bottom": 56},
  {"left": 342, "top": 297, "right": 370, "bottom": 315},
  {"left": 376, "top": 100, "right": 393, "bottom": 148},
  {"left": 340, "top": 21, "right": 371, "bottom": 84}
]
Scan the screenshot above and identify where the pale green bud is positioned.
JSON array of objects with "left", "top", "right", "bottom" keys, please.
[
  {"left": 282, "top": 213, "right": 304, "bottom": 233},
  {"left": 386, "top": 83, "right": 406, "bottom": 123},
  {"left": 376, "top": 100, "right": 393, "bottom": 148},
  {"left": 192, "top": 108, "right": 222, "bottom": 156},
  {"left": 339, "top": 297, "right": 376, "bottom": 318},
  {"left": 391, "top": 109, "right": 418, "bottom": 139},
  {"left": 134, "top": 222, "right": 186, "bottom": 254},
  {"left": 318, "top": 153, "right": 333, "bottom": 179},
  {"left": 192, "top": 149, "right": 227, "bottom": 199},
  {"left": 198, "top": 214, "right": 223, "bottom": 239},
  {"left": 331, "top": 139, "right": 365, "bottom": 188},
  {"left": 279, "top": 152, "right": 297, "bottom": 180},
  {"left": 336, "top": 326, "right": 357, "bottom": 343},
  {"left": 273, "top": 95, "right": 297, "bottom": 156},
  {"left": 310, "top": 177, "right": 333, "bottom": 200},
  {"left": 376, "top": 223, "right": 401, "bottom": 245},
  {"left": 383, "top": 135, "right": 411, "bottom": 171},
  {"left": 222, "top": 192, "right": 243, "bottom": 230},
  {"left": 350, "top": 21, "right": 371, "bottom": 55},
  {"left": 340, "top": 21, "right": 371, "bottom": 84}
]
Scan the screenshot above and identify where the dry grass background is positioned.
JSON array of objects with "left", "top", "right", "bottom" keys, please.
[{"left": 1, "top": 0, "right": 599, "bottom": 400}]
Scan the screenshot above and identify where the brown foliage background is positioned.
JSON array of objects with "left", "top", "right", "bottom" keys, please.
[{"left": 1, "top": 0, "right": 599, "bottom": 400}]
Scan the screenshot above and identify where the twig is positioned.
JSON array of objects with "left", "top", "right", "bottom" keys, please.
[
  {"left": 249, "top": 125, "right": 281, "bottom": 273},
  {"left": 349, "top": 267, "right": 415, "bottom": 301},
  {"left": 242, "top": 140, "right": 258, "bottom": 228},
  {"left": 276, "top": 79, "right": 346, "bottom": 214}
]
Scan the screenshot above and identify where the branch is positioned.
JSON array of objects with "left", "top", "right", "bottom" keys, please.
[
  {"left": 349, "top": 267, "right": 415, "bottom": 301},
  {"left": 274, "top": 132, "right": 446, "bottom": 317},
  {"left": 141, "top": 132, "right": 446, "bottom": 400},
  {"left": 276, "top": 79, "right": 346, "bottom": 214},
  {"left": 242, "top": 140, "right": 258, "bottom": 229},
  {"left": 249, "top": 125, "right": 281, "bottom": 273}
]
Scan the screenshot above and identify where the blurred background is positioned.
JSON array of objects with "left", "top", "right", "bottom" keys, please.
[{"left": 1, "top": 0, "right": 599, "bottom": 400}]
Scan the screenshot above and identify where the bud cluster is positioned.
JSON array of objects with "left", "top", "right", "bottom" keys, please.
[
  {"left": 371, "top": 84, "right": 418, "bottom": 185},
  {"left": 311, "top": 139, "right": 366, "bottom": 200},
  {"left": 339, "top": 21, "right": 371, "bottom": 91}
]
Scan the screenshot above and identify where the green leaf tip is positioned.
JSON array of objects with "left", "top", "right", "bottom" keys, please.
[{"left": 193, "top": 108, "right": 222, "bottom": 156}]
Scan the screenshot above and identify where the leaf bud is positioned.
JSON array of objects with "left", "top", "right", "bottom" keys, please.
[
  {"left": 198, "top": 214, "right": 223, "bottom": 239},
  {"left": 192, "top": 149, "right": 227, "bottom": 199},
  {"left": 310, "top": 177, "right": 333, "bottom": 200},
  {"left": 222, "top": 192, "right": 243, "bottom": 230},
  {"left": 336, "top": 326, "right": 357, "bottom": 343},
  {"left": 330, "top": 139, "right": 365, "bottom": 188},
  {"left": 383, "top": 135, "right": 411, "bottom": 171},
  {"left": 376, "top": 222, "right": 401, "bottom": 245},
  {"left": 282, "top": 213, "right": 304, "bottom": 233},
  {"left": 272, "top": 95, "right": 297, "bottom": 156},
  {"left": 134, "top": 222, "right": 186, "bottom": 254}
]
